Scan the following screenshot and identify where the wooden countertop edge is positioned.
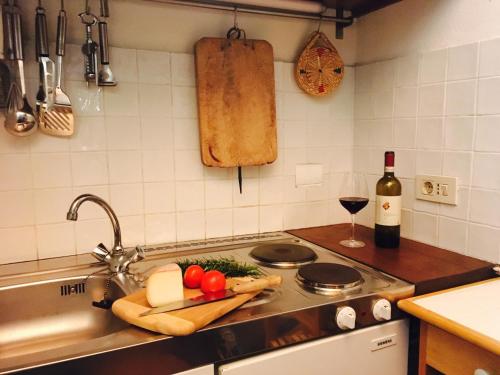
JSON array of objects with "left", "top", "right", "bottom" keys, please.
[
  {"left": 398, "top": 278, "right": 500, "bottom": 356},
  {"left": 287, "top": 224, "right": 495, "bottom": 294}
]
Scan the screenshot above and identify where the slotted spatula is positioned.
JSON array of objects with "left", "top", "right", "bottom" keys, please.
[{"left": 42, "top": 4, "right": 74, "bottom": 137}]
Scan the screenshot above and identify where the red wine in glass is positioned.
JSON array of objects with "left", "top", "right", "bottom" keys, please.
[
  {"left": 339, "top": 197, "right": 369, "bottom": 214},
  {"left": 338, "top": 173, "right": 369, "bottom": 248}
]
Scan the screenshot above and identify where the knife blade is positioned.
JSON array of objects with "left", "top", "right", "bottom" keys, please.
[{"left": 139, "top": 289, "right": 237, "bottom": 316}]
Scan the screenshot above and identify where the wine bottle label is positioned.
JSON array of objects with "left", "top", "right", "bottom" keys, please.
[{"left": 375, "top": 195, "right": 401, "bottom": 226}]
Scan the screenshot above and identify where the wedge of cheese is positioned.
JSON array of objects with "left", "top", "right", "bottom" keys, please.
[{"left": 146, "top": 263, "right": 184, "bottom": 307}]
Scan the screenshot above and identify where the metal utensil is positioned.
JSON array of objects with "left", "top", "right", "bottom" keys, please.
[
  {"left": 98, "top": 0, "right": 116, "bottom": 86},
  {"left": 1, "top": 3, "right": 13, "bottom": 109},
  {"left": 0, "top": 62, "right": 11, "bottom": 109},
  {"left": 35, "top": 2, "right": 55, "bottom": 118},
  {"left": 2, "top": 1, "right": 15, "bottom": 60},
  {"left": 43, "top": 2, "right": 74, "bottom": 137},
  {"left": 34, "top": 9, "right": 46, "bottom": 128},
  {"left": 139, "top": 289, "right": 237, "bottom": 316},
  {"left": 79, "top": 12, "right": 99, "bottom": 85},
  {"left": 4, "top": 1, "right": 36, "bottom": 136},
  {"left": 139, "top": 275, "right": 282, "bottom": 316}
]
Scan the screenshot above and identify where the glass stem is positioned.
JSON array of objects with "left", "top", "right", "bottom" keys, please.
[{"left": 350, "top": 214, "right": 355, "bottom": 241}]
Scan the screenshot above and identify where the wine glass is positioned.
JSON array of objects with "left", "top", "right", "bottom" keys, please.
[{"left": 338, "top": 173, "right": 369, "bottom": 248}]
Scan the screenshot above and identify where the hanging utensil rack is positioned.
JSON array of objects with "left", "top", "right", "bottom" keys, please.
[{"left": 143, "top": 0, "right": 354, "bottom": 39}]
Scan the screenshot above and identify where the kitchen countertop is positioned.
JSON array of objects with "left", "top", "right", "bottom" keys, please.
[
  {"left": 1, "top": 227, "right": 495, "bottom": 374},
  {"left": 398, "top": 278, "right": 500, "bottom": 355},
  {"left": 288, "top": 224, "right": 495, "bottom": 295}
]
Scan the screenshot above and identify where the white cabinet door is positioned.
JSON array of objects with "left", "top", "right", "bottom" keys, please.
[
  {"left": 219, "top": 320, "right": 409, "bottom": 375},
  {"left": 176, "top": 364, "right": 214, "bottom": 375}
]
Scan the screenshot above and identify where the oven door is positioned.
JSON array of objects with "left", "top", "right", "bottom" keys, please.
[{"left": 218, "top": 319, "right": 409, "bottom": 375}]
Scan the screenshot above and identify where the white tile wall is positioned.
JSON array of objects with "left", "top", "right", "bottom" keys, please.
[
  {"left": 0, "top": 46, "right": 354, "bottom": 264},
  {"left": 447, "top": 43, "right": 478, "bottom": 81},
  {"left": 479, "top": 38, "right": 500, "bottom": 77},
  {"left": 5, "top": 37, "right": 498, "bottom": 265},
  {"left": 354, "top": 37, "right": 500, "bottom": 263},
  {"left": 419, "top": 49, "right": 447, "bottom": 84}
]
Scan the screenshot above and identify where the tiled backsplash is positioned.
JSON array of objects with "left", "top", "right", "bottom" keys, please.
[
  {"left": 0, "top": 44, "right": 353, "bottom": 264},
  {"left": 354, "top": 37, "right": 500, "bottom": 263},
  {"left": 3, "top": 34, "right": 498, "bottom": 265}
]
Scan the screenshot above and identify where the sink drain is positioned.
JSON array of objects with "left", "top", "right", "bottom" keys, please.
[{"left": 60, "top": 282, "right": 86, "bottom": 296}]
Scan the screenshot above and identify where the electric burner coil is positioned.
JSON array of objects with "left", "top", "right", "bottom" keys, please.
[
  {"left": 250, "top": 243, "right": 318, "bottom": 268},
  {"left": 296, "top": 262, "right": 364, "bottom": 295}
]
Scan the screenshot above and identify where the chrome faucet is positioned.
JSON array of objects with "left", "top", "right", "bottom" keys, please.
[{"left": 67, "top": 194, "right": 144, "bottom": 275}]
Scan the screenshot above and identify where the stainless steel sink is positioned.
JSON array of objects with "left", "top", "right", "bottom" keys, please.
[
  {"left": 0, "top": 234, "right": 283, "bottom": 374},
  {"left": 0, "top": 275, "right": 129, "bottom": 361}
]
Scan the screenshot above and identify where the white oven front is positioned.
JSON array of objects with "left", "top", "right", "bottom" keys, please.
[{"left": 218, "top": 319, "right": 409, "bottom": 375}]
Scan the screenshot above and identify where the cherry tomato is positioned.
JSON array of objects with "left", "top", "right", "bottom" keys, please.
[
  {"left": 183, "top": 265, "right": 205, "bottom": 289},
  {"left": 200, "top": 270, "right": 226, "bottom": 293}
]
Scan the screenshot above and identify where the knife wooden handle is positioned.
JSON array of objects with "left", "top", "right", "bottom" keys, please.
[{"left": 231, "top": 275, "right": 282, "bottom": 293}]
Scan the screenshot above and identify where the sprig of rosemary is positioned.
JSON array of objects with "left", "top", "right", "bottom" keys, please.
[{"left": 176, "top": 256, "right": 262, "bottom": 277}]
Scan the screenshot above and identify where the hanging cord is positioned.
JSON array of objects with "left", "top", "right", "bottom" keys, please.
[
  {"left": 60, "top": 0, "right": 64, "bottom": 10},
  {"left": 317, "top": 14, "right": 323, "bottom": 32},
  {"left": 226, "top": 7, "right": 246, "bottom": 42},
  {"left": 79, "top": 0, "right": 97, "bottom": 24},
  {"left": 83, "top": 267, "right": 117, "bottom": 310}
]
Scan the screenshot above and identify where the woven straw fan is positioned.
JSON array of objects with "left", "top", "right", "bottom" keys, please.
[{"left": 295, "top": 31, "right": 344, "bottom": 97}]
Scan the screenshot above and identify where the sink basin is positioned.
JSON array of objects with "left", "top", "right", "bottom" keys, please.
[{"left": 0, "top": 275, "right": 129, "bottom": 360}]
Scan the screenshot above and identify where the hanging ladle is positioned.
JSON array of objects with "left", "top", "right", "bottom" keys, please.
[{"left": 4, "top": 0, "right": 36, "bottom": 136}]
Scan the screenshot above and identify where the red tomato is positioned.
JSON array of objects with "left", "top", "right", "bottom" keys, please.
[
  {"left": 200, "top": 270, "right": 226, "bottom": 293},
  {"left": 183, "top": 265, "right": 205, "bottom": 289}
]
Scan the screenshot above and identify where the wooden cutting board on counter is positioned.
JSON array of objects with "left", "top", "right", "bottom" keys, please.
[
  {"left": 112, "top": 279, "right": 262, "bottom": 336},
  {"left": 195, "top": 37, "right": 277, "bottom": 167}
]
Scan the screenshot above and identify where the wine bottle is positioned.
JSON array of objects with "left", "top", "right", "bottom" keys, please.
[{"left": 375, "top": 151, "right": 402, "bottom": 248}]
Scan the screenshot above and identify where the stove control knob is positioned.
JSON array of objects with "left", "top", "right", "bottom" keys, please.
[
  {"left": 373, "top": 299, "right": 391, "bottom": 321},
  {"left": 336, "top": 306, "right": 356, "bottom": 330}
]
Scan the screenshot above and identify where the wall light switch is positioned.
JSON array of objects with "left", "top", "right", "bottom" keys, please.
[
  {"left": 296, "top": 164, "right": 323, "bottom": 186},
  {"left": 415, "top": 175, "right": 457, "bottom": 205}
]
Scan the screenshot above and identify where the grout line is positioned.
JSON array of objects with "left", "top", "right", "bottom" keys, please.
[
  {"left": 169, "top": 52, "right": 181, "bottom": 244},
  {"left": 407, "top": 54, "right": 422, "bottom": 243},
  {"left": 464, "top": 44, "right": 483, "bottom": 256},
  {"left": 26, "top": 133, "right": 40, "bottom": 261},
  {"left": 436, "top": 48, "right": 450, "bottom": 248},
  {"left": 135, "top": 48, "right": 149, "bottom": 245}
]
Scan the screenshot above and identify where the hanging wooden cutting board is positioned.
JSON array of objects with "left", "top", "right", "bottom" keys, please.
[{"left": 195, "top": 37, "right": 277, "bottom": 167}]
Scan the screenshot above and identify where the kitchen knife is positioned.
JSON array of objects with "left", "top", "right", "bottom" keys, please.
[
  {"left": 139, "top": 275, "right": 282, "bottom": 316},
  {"left": 139, "top": 289, "right": 237, "bottom": 316}
]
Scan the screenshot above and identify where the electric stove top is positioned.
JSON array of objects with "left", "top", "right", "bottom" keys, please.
[
  {"left": 137, "top": 232, "right": 414, "bottom": 328},
  {"left": 114, "top": 232, "right": 416, "bottom": 373}
]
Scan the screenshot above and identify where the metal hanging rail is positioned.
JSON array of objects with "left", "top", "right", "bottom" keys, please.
[{"left": 143, "top": 0, "right": 354, "bottom": 37}]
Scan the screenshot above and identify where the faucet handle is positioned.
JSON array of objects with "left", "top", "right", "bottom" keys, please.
[
  {"left": 115, "top": 246, "right": 145, "bottom": 274},
  {"left": 92, "top": 243, "right": 110, "bottom": 263},
  {"left": 133, "top": 245, "right": 145, "bottom": 262}
]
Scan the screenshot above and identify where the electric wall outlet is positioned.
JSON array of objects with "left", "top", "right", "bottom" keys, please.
[{"left": 415, "top": 175, "right": 457, "bottom": 205}]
